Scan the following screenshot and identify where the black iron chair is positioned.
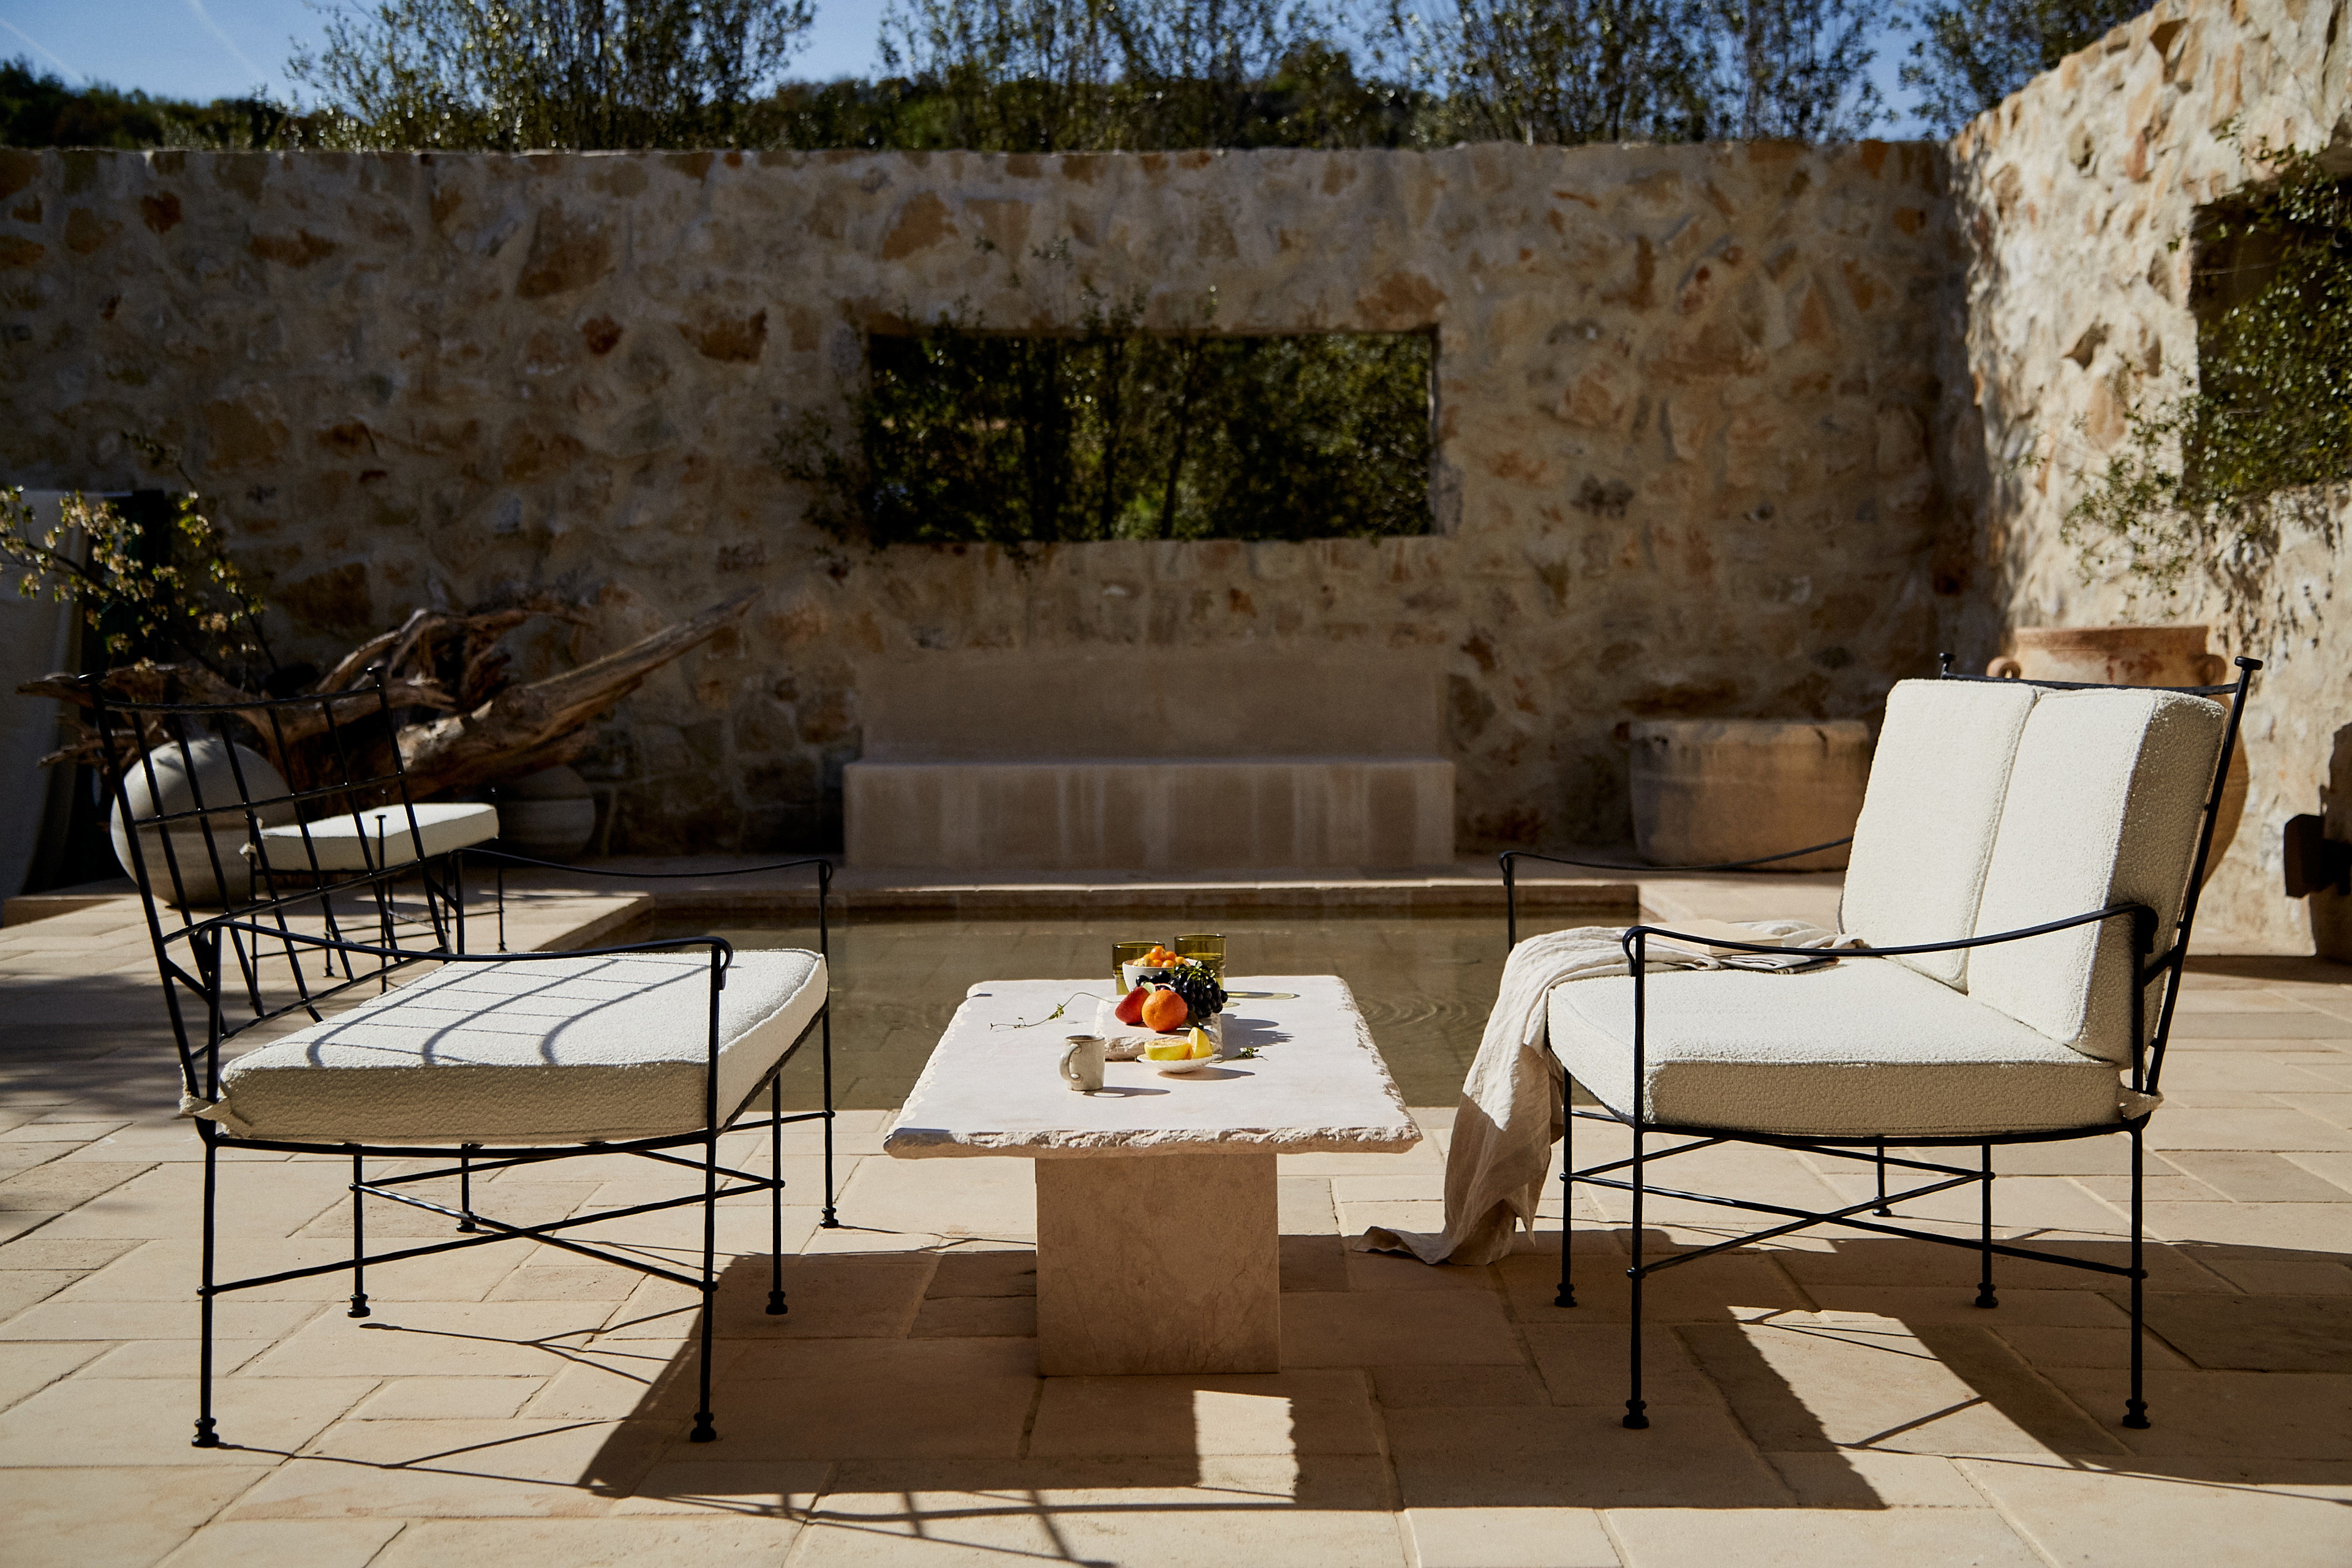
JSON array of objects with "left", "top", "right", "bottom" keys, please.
[
  {"left": 89, "top": 671, "right": 839, "bottom": 1450},
  {"left": 1504, "top": 656, "right": 2258, "bottom": 1431}
]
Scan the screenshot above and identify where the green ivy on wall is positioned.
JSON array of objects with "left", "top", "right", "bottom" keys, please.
[
  {"left": 2062, "top": 139, "right": 2351, "bottom": 601},
  {"left": 775, "top": 274, "right": 1434, "bottom": 549}
]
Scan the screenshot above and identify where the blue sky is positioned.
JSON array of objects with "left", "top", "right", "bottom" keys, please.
[{"left": 0, "top": 1, "right": 1928, "bottom": 135}]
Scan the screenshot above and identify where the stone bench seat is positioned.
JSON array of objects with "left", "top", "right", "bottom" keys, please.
[
  {"left": 843, "top": 648, "right": 1457, "bottom": 871},
  {"left": 845, "top": 754, "right": 1454, "bottom": 870}
]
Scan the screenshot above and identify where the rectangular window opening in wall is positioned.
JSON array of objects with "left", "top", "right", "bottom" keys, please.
[
  {"left": 783, "top": 329, "right": 1435, "bottom": 548},
  {"left": 2184, "top": 153, "right": 2351, "bottom": 502}
]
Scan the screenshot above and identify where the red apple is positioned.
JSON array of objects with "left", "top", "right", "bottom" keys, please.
[{"left": 1115, "top": 985, "right": 1150, "bottom": 1026}]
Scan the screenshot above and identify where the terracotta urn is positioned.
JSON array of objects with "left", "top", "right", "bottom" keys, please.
[{"left": 1986, "top": 625, "right": 2248, "bottom": 872}]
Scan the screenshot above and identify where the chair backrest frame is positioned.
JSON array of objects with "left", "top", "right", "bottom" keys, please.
[
  {"left": 87, "top": 669, "right": 469, "bottom": 1107},
  {"left": 1934, "top": 655, "right": 2259, "bottom": 1098}
]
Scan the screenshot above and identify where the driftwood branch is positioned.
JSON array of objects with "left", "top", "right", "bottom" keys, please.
[
  {"left": 17, "top": 590, "right": 753, "bottom": 797},
  {"left": 394, "top": 589, "right": 758, "bottom": 797}
]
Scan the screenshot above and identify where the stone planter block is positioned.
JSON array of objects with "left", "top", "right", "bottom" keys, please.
[{"left": 1629, "top": 720, "right": 1871, "bottom": 872}]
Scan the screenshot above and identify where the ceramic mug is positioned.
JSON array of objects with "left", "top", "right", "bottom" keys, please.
[{"left": 1060, "top": 1035, "right": 1107, "bottom": 1094}]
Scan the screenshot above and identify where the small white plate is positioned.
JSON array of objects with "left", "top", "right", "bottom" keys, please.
[{"left": 1142, "top": 1049, "right": 1220, "bottom": 1075}]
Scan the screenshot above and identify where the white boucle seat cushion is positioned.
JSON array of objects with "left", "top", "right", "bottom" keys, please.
[
  {"left": 1969, "top": 688, "right": 2226, "bottom": 1065},
  {"left": 1839, "top": 679, "right": 2040, "bottom": 989},
  {"left": 256, "top": 802, "right": 500, "bottom": 872},
  {"left": 205, "top": 949, "right": 826, "bottom": 1144},
  {"left": 1549, "top": 960, "right": 2133, "bottom": 1139}
]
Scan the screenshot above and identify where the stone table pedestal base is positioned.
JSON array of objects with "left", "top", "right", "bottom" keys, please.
[{"left": 1033, "top": 1150, "right": 1279, "bottom": 1376}]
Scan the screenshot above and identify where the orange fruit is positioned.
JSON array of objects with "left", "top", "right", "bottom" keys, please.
[{"left": 1140, "top": 987, "right": 1189, "bottom": 1033}]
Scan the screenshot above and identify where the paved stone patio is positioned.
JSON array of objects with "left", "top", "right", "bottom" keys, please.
[{"left": 2, "top": 880, "right": 2349, "bottom": 1566}]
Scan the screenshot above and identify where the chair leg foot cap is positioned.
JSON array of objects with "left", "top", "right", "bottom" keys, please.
[
  {"left": 2122, "top": 1403, "right": 2151, "bottom": 1430},
  {"left": 190, "top": 1422, "right": 221, "bottom": 1449},
  {"left": 820, "top": 1212, "right": 840, "bottom": 1229},
  {"left": 1974, "top": 1290, "right": 1999, "bottom": 1309},
  {"left": 764, "top": 1293, "right": 788, "bottom": 1316},
  {"left": 689, "top": 1418, "right": 717, "bottom": 1444},
  {"left": 1554, "top": 1291, "right": 1576, "bottom": 1308},
  {"left": 347, "top": 1297, "right": 371, "bottom": 1319},
  {"left": 1621, "top": 1402, "right": 1649, "bottom": 1430}
]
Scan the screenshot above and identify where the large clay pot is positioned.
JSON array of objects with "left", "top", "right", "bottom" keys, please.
[
  {"left": 1630, "top": 719, "right": 1872, "bottom": 872},
  {"left": 1986, "top": 625, "right": 2248, "bottom": 872},
  {"left": 492, "top": 765, "right": 598, "bottom": 861},
  {"left": 109, "top": 737, "right": 294, "bottom": 907}
]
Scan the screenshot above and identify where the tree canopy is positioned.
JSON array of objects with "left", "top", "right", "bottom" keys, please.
[{"left": 5, "top": 0, "right": 1909, "bottom": 154}]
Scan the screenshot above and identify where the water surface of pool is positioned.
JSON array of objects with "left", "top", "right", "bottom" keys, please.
[{"left": 648, "top": 911, "right": 1599, "bottom": 1110}]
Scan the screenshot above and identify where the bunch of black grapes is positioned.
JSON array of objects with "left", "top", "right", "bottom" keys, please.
[{"left": 1164, "top": 962, "right": 1226, "bottom": 1020}]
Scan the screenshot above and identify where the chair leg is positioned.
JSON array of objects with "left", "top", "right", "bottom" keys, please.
[
  {"left": 1873, "top": 1141, "right": 1891, "bottom": 1216},
  {"left": 2124, "top": 1125, "right": 2151, "bottom": 1428},
  {"left": 690, "top": 1127, "right": 719, "bottom": 1444},
  {"left": 192, "top": 1136, "right": 222, "bottom": 1447},
  {"left": 457, "top": 1144, "right": 479, "bottom": 1232},
  {"left": 819, "top": 1009, "right": 840, "bottom": 1229},
  {"left": 347, "top": 1149, "right": 371, "bottom": 1319},
  {"left": 1975, "top": 1143, "right": 1999, "bottom": 1308},
  {"left": 1623, "top": 1123, "right": 1649, "bottom": 1430},
  {"left": 1555, "top": 1086, "right": 1575, "bottom": 1309},
  {"left": 766, "top": 1076, "right": 788, "bottom": 1316}
]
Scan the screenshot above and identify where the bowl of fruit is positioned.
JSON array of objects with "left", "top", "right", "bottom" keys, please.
[
  {"left": 1113, "top": 949, "right": 1227, "bottom": 1041},
  {"left": 1140, "top": 1025, "right": 1223, "bottom": 1074}
]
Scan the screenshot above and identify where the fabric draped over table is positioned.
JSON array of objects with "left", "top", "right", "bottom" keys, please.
[{"left": 1352, "top": 921, "right": 1846, "bottom": 1267}]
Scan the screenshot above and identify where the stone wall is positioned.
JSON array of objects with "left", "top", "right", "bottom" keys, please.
[
  {"left": 1943, "top": 0, "right": 2352, "bottom": 949},
  {"left": 0, "top": 140, "right": 1958, "bottom": 858}
]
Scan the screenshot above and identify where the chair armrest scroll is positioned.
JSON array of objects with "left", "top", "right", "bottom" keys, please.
[{"left": 1619, "top": 902, "right": 2155, "bottom": 962}]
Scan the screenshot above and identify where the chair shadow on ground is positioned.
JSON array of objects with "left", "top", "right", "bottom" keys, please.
[{"left": 548, "top": 1229, "right": 2352, "bottom": 1524}]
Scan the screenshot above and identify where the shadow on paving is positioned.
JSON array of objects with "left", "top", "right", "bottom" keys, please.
[{"left": 503, "top": 1231, "right": 2352, "bottom": 1517}]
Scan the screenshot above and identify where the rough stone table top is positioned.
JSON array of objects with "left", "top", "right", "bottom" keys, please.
[{"left": 884, "top": 974, "right": 1422, "bottom": 1159}]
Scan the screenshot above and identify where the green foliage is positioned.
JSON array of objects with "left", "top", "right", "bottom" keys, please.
[
  {"left": 294, "top": 0, "right": 815, "bottom": 150},
  {"left": 1385, "top": 0, "right": 1881, "bottom": 145},
  {"left": 2062, "top": 141, "right": 2351, "bottom": 601},
  {"left": 2, "top": 486, "right": 270, "bottom": 676},
  {"left": 775, "top": 252, "right": 1433, "bottom": 548},
  {"left": 0, "top": 58, "right": 325, "bottom": 149},
  {"left": 867, "top": 1, "right": 1419, "bottom": 152},
  {"left": 1897, "top": 0, "right": 2147, "bottom": 135}
]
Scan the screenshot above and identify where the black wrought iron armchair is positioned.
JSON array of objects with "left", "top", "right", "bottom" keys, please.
[
  {"left": 88, "top": 671, "right": 839, "bottom": 1450},
  {"left": 1504, "top": 657, "right": 2258, "bottom": 1432}
]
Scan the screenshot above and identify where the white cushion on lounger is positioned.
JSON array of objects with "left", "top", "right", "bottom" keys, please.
[
  {"left": 202, "top": 949, "right": 825, "bottom": 1144},
  {"left": 1969, "top": 688, "right": 2225, "bottom": 1065},
  {"left": 1548, "top": 961, "right": 2133, "bottom": 1139},
  {"left": 1839, "top": 679, "right": 2040, "bottom": 989},
  {"left": 255, "top": 802, "right": 499, "bottom": 872}
]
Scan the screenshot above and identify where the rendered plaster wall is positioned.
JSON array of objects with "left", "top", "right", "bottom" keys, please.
[
  {"left": 1943, "top": 0, "right": 2352, "bottom": 950},
  {"left": 0, "top": 140, "right": 1959, "bottom": 857}
]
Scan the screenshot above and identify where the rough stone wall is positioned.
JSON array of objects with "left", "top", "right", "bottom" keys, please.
[
  {"left": 1943, "top": 0, "right": 2352, "bottom": 949},
  {"left": 0, "top": 140, "right": 1958, "bottom": 857}
]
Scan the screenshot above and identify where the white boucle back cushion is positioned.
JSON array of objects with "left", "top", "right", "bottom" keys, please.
[
  {"left": 1968, "top": 688, "right": 2225, "bottom": 1063},
  {"left": 1838, "top": 679, "right": 2040, "bottom": 989}
]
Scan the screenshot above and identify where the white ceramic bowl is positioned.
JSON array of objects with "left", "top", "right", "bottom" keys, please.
[{"left": 1120, "top": 962, "right": 1179, "bottom": 990}]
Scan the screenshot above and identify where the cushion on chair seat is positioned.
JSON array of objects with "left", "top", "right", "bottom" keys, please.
[
  {"left": 1548, "top": 960, "right": 2134, "bottom": 1139},
  {"left": 202, "top": 949, "right": 826, "bottom": 1145},
  {"left": 255, "top": 802, "right": 500, "bottom": 872}
]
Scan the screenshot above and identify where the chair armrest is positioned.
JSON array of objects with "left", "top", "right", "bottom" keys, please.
[
  {"left": 1501, "top": 840, "right": 1853, "bottom": 876},
  {"left": 1621, "top": 901, "right": 2157, "bottom": 962},
  {"left": 216, "top": 921, "right": 738, "bottom": 980},
  {"left": 464, "top": 850, "right": 832, "bottom": 887}
]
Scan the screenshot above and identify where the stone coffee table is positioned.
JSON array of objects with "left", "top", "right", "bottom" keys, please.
[{"left": 884, "top": 974, "right": 1421, "bottom": 1375}]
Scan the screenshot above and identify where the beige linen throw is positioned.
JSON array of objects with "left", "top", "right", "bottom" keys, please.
[{"left": 1354, "top": 919, "right": 1845, "bottom": 1267}]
